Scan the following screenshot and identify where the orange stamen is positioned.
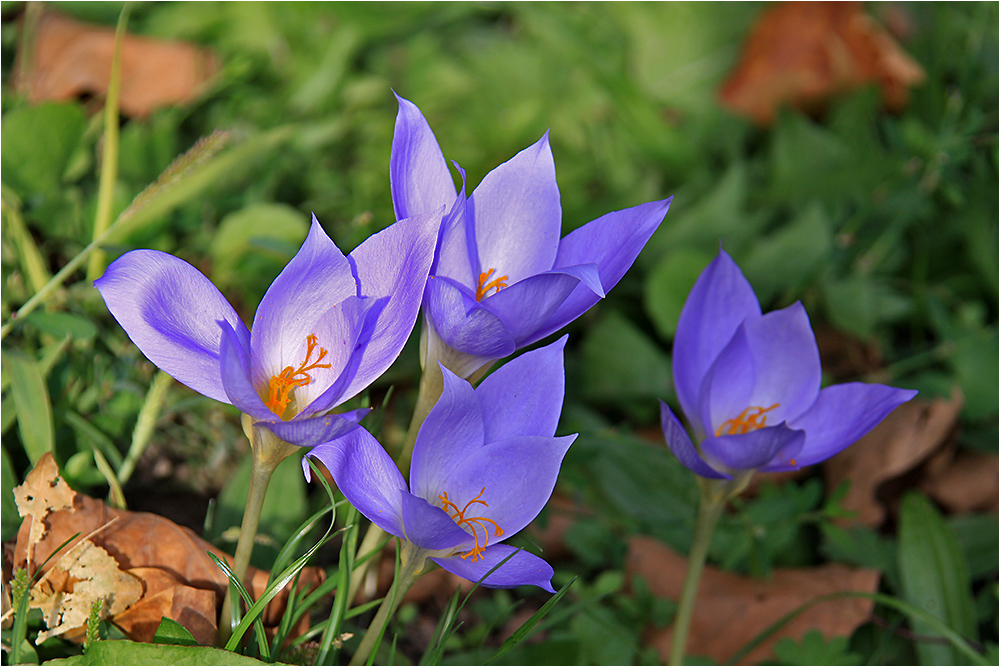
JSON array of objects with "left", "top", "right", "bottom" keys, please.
[
  {"left": 265, "top": 334, "right": 332, "bottom": 419},
  {"left": 715, "top": 403, "right": 780, "bottom": 437},
  {"left": 476, "top": 268, "right": 508, "bottom": 301},
  {"left": 438, "top": 487, "right": 504, "bottom": 562}
]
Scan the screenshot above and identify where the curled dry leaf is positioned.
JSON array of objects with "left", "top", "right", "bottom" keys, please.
[
  {"left": 921, "top": 451, "right": 1000, "bottom": 515},
  {"left": 627, "top": 535, "right": 880, "bottom": 665},
  {"left": 825, "top": 388, "right": 964, "bottom": 526},
  {"left": 12, "top": 452, "right": 75, "bottom": 571},
  {"left": 719, "top": 1, "right": 926, "bottom": 125},
  {"left": 16, "top": 11, "right": 218, "bottom": 118},
  {"left": 10, "top": 453, "right": 323, "bottom": 645}
]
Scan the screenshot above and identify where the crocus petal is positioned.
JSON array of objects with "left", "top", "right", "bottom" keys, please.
[
  {"left": 700, "top": 325, "right": 757, "bottom": 437},
  {"left": 250, "top": 216, "right": 357, "bottom": 389},
  {"left": 484, "top": 269, "right": 595, "bottom": 347},
  {"left": 262, "top": 407, "right": 371, "bottom": 448},
  {"left": 390, "top": 94, "right": 457, "bottom": 222},
  {"left": 700, "top": 424, "right": 806, "bottom": 473},
  {"left": 400, "top": 492, "right": 473, "bottom": 551},
  {"left": 788, "top": 383, "right": 918, "bottom": 467},
  {"left": 339, "top": 210, "right": 441, "bottom": 402},
  {"left": 432, "top": 165, "right": 473, "bottom": 284},
  {"left": 94, "top": 249, "right": 247, "bottom": 404},
  {"left": 659, "top": 400, "right": 727, "bottom": 479},
  {"left": 673, "top": 249, "right": 762, "bottom": 422},
  {"left": 431, "top": 544, "right": 556, "bottom": 592},
  {"left": 219, "top": 320, "right": 274, "bottom": 422},
  {"left": 306, "top": 429, "right": 407, "bottom": 538},
  {"left": 424, "top": 275, "right": 516, "bottom": 358},
  {"left": 468, "top": 133, "right": 561, "bottom": 284},
  {"left": 477, "top": 336, "right": 567, "bottom": 441},
  {"left": 409, "top": 364, "right": 485, "bottom": 501},
  {"left": 537, "top": 197, "right": 672, "bottom": 343},
  {"left": 739, "top": 302, "right": 821, "bottom": 423},
  {"left": 438, "top": 435, "right": 576, "bottom": 542}
]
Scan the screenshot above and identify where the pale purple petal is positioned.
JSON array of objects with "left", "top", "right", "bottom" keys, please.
[
  {"left": 660, "top": 401, "right": 727, "bottom": 479},
  {"left": 219, "top": 320, "right": 274, "bottom": 422},
  {"left": 400, "top": 492, "right": 473, "bottom": 551},
  {"left": 739, "top": 302, "right": 821, "bottom": 423},
  {"left": 306, "top": 429, "right": 407, "bottom": 538},
  {"left": 250, "top": 216, "right": 357, "bottom": 389},
  {"left": 94, "top": 249, "right": 246, "bottom": 403},
  {"left": 483, "top": 269, "right": 593, "bottom": 347},
  {"left": 431, "top": 164, "right": 473, "bottom": 284},
  {"left": 700, "top": 425, "right": 806, "bottom": 473},
  {"left": 432, "top": 544, "right": 555, "bottom": 592},
  {"left": 537, "top": 197, "right": 672, "bottom": 342},
  {"left": 673, "top": 249, "right": 761, "bottom": 422},
  {"left": 262, "top": 407, "right": 371, "bottom": 448},
  {"left": 390, "top": 94, "right": 457, "bottom": 222},
  {"left": 788, "top": 383, "right": 918, "bottom": 466},
  {"left": 409, "top": 364, "right": 484, "bottom": 501},
  {"left": 468, "top": 133, "right": 561, "bottom": 284},
  {"left": 338, "top": 209, "right": 440, "bottom": 401},
  {"left": 477, "top": 336, "right": 567, "bottom": 441},
  {"left": 439, "top": 435, "right": 576, "bottom": 541},
  {"left": 424, "top": 275, "right": 516, "bottom": 358},
  {"left": 701, "top": 325, "right": 757, "bottom": 436}
]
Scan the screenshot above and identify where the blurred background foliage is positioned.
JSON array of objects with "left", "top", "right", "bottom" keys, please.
[{"left": 1, "top": 2, "right": 996, "bottom": 664}]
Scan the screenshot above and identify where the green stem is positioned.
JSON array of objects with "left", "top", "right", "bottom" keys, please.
[
  {"left": 669, "top": 492, "right": 726, "bottom": 666},
  {"left": 218, "top": 417, "right": 297, "bottom": 645},
  {"left": 349, "top": 543, "right": 422, "bottom": 666}
]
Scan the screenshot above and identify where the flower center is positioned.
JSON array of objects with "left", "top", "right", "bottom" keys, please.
[
  {"left": 265, "top": 334, "right": 332, "bottom": 419},
  {"left": 476, "top": 268, "right": 508, "bottom": 301},
  {"left": 715, "top": 403, "right": 780, "bottom": 436},
  {"left": 439, "top": 487, "right": 504, "bottom": 561}
]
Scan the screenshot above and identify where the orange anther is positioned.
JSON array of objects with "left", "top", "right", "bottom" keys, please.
[
  {"left": 715, "top": 403, "right": 780, "bottom": 437},
  {"left": 439, "top": 487, "right": 504, "bottom": 561},
  {"left": 476, "top": 268, "right": 508, "bottom": 301},
  {"left": 265, "top": 334, "right": 332, "bottom": 419}
]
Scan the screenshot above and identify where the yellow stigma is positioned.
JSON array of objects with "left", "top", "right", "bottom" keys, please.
[
  {"left": 439, "top": 487, "right": 504, "bottom": 561},
  {"left": 715, "top": 403, "right": 780, "bottom": 437},
  {"left": 265, "top": 334, "right": 332, "bottom": 419},
  {"left": 476, "top": 268, "right": 508, "bottom": 301}
]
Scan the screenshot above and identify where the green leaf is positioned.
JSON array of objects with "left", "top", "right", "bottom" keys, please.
[
  {"left": 948, "top": 514, "right": 1000, "bottom": 581},
  {"left": 950, "top": 326, "right": 999, "bottom": 420},
  {"left": 644, "top": 248, "right": 713, "bottom": 339},
  {"left": 24, "top": 312, "right": 99, "bottom": 341},
  {"left": 898, "top": 492, "right": 978, "bottom": 665},
  {"left": 42, "top": 639, "right": 272, "bottom": 665},
  {"left": 152, "top": 617, "right": 199, "bottom": 646},
  {"left": 822, "top": 276, "right": 911, "bottom": 339},
  {"left": 773, "top": 629, "right": 862, "bottom": 666},
  {"left": 1, "top": 446, "right": 20, "bottom": 541},
  {"left": 1, "top": 103, "right": 86, "bottom": 195},
  {"left": 741, "top": 203, "right": 832, "bottom": 304},
  {"left": 1, "top": 348, "right": 54, "bottom": 464}
]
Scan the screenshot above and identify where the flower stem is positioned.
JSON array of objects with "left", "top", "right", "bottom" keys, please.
[
  {"left": 669, "top": 492, "right": 726, "bottom": 666},
  {"left": 349, "top": 543, "right": 422, "bottom": 666},
  {"left": 218, "top": 417, "right": 297, "bottom": 645}
]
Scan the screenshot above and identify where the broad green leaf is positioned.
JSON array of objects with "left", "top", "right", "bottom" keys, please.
[
  {"left": 741, "top": 203, "right": 832, "bottom": 304},
  {"left": 950, "top": 327, "right": 999, "bottom": 420},
  {"left": 1, "top": 103, "right": 86, "bottom": 195},
  {"left": 822, "top": 276, "right": 911, "bottom": 339},
  {"left": 898, "top": 492, "right": 978, "bottom": 665},
  {"left": 644, "top": 248, "right": 713, "bottom": 340},
  {"left": 949, "top": 514, "right": 1000, "bottom": 581},
  {"left": 152, "top": 617, "right": 198, "bottom": 646},
  {"left": 42, "top": 639, "right": 271, "bottom": 665},
  {"left": 773, "top": 629, "right": 862, "bottom": 666},
  {"left": 1, "top": 348, "right": 54, "bottom": 464},
  {"left": 24, "top": 312, "right": 99, "bottom": 341}
]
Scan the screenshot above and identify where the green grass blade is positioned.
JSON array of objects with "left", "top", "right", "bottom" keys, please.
[{"left": 2, "top": 348, "right": 54, "bottom": 463}]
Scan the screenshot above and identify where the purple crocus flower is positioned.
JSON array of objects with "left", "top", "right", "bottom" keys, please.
[
  {"left": 95, "top": 212, "right": 440, "bottom": 447},
  {"left": 390, "top": 94, "right": 673, "bottom": 377},
  {"left": 306, "top": 336, "right": 575, "bottom": 591},
  {"left": 661, "top": 249, "right": 917, "bottom": 480}
]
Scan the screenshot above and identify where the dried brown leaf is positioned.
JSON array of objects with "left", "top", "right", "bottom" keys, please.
[
  {"left": 13, "top": 452, "right": 76, "bottom": 570},
  {"left": 824, "top": 388, "right": 963, "bottom": 526},
  {"left": 921, "top": 451, "right": 1000, "bottom": 515},
  {"left": 627, "top": 535, "right": 880, "bottom": 665},
  {"left": 719, "top": 1, "right": 926, "bottom": 125},
  {"left": 17, "top": 11, "right": 218, "bottom": 118},
  {"left": 11, "top": 455, "right": 324, "bottom": 644}
]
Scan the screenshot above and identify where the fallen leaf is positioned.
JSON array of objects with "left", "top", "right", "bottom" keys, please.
[
  {"left": 627, "top": 535, "right": 880, "bottom": 665},
  {"left": 921, "top": 451, "right": 999, "bottom": 514},
  {"left": 11, "top": 454, "right": 323, "bottom": 645},
  {"left": 12, "top": 452, "right": 75, "bottom": 571},
  {"left": 16, "top": 11, "right": 218, "bottom": 118},
  {"left": 824, "top": 389, "right": 963, "bottom": 526},
  {"left": 719, "top": 1, "right": 926, "bottom": 125}
]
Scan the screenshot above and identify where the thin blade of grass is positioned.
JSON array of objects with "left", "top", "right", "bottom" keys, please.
[
  {"left": 486, "top": 576, "right": 576, "bottom": 665},
  {"left": 208, "top": 552, "right": 271, "bottom": 659}
]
